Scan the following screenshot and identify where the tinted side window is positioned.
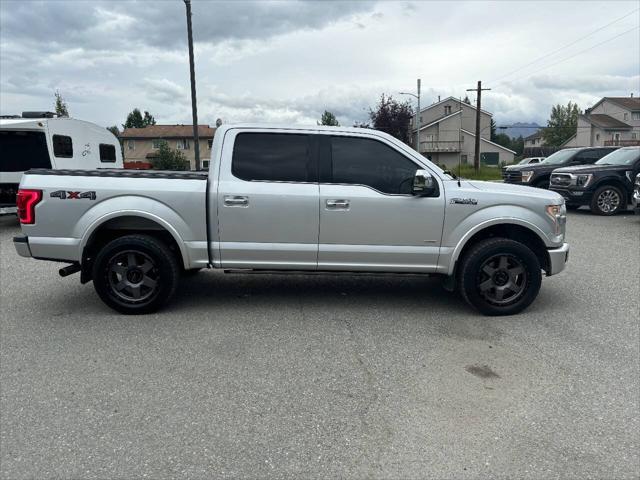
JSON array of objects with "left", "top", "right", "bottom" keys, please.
[
  {"left": 99, "top": 144, "right": 116, "bottom": 163},
  {"left": 52, "top": 135, "right": 73, "bottom": 157},
  {"left": 330, "top": 136, "right": 419, "bottom": 194},
  {"left": 232, "top": 133, "right": 313, "bottom": 182},
  {"left": 0, "top": 131, "right": 52, "bottom": 171}
]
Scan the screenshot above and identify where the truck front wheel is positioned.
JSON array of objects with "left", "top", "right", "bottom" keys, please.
[
  {"left": 92, "top": 235, "right": 179, "bottom": 314},
  {"left": 458, "top": 238, "right": 542, "bottom": 316}
]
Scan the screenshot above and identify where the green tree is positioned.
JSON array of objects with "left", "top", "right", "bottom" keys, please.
[
  {"left": 106, "top": 125, "right": 120, "bottom": 138},
  {"left": 54, "top": 90, "right": 69, "bottom": 117},
  {"left": 123, "top": 108, "right": 156, "bottom": 129},
  {"left": 463, "top": 95, "right": 471, "bottom": 105},
  {"left": 318, "top": 110, "right": 340, "bottom": 126},
  {"left": 353, "top": 121, "right": 371, "bottom": 128},
  {"left": 493, "top": 132, "right": 512, "bottom": 150},
  {"left": 542, "top": 101, "right": 581, "bottom": 146},
  {"left": 369, "top": 94, "right": 414, "bottom": 144},
  {"left": 490, "top": 118, "right": 497, "bottom": 141},
  {"left": 151, "top": 141, "right": 189, "bottom": 170}
]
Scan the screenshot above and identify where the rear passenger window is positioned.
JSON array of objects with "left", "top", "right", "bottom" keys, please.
[
  {"left": 330, "top": 136, "right": 419, "bottom": 194},
  {"left": 232, "top": 133, "right": 313, "bottom": 182},
  {"left": 99, "top": 144, "right": 116, "bottom": 163},
  {"left": 52, "top": 135, "right": 73, "bottom": 157}
]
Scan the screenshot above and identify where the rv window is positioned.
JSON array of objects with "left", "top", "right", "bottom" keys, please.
[
  {"left": 99, "top": 144, "right": 117, "bottom": 163},
  {"left": 0, "top": 131, "right": 52, "bottom": 172},
  {"left": 52, "top": 135, "right": 73, "bottom": 158}
]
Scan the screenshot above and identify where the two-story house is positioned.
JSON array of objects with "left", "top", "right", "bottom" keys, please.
[
  {"left": 120, "top": 124, "right": 216, "bottom": 170},
  {"left": 413, "top": 96, "right": 515, "bottom": 168},
  {"left": 563, "top": 96, "right": 640, "bottom": 148}
]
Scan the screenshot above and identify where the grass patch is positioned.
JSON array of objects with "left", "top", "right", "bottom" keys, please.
[{"left": 443, "top": 164, "right": 503, "bottom": 181}]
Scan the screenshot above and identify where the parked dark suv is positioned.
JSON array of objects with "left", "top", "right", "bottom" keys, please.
[
  {"left": 503, "top": 147, "right": 619, "bottom": 189},
  {"left": 549, "top": 146, "right": 640, "bottom": 215}
]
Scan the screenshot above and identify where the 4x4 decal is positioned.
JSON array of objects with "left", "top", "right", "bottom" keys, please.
[{"left": 50, "top": 190, "right": 96, "bottom": 200}]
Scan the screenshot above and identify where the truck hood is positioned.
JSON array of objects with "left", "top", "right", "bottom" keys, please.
[
  {"left": 466, "top": 179, "right": 563, "bottom": 202},
  {"left": 553, "top": 164, "right": 628, "bottom": 175},
  {"left": 504, "top": 163, "right": 559, "bottom": 174}
]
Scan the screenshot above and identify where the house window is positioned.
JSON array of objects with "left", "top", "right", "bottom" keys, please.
[
  {"left": 624, "top": 113, "right": 628, "bottom": 121},
  {"left": 127, "top": 140, "right": 135, "bottom": 150},
  {"left": 207, "top": 139, "right": 213, "bottom": 149},
  {"left": 632, "top": 112, "right": 640, "bottom": 120},
  {"left": 461, "top": 154, "right": 468, "bottom": 164},
  {"left": 152, "top": 139, "right": 162, "bottom": 149},
  {"left": 596, "top": 134, "right": 600, "bottom": 141},
  {"left": 202, "top": 160, "right": 210, "bottom": 169},
  {"left": 419, "top": 116, "right": 423, "bottom": 123},
  {"left": 52, "top": 135, "right": 73, "bottom": 157},
  {"left": 426, "top": 134, "right": 435, "bottom": 142},
  {"left": 632, "top": 133, "right": 637, "bottom": 140},
  {"left": 177, "top": 139, "right": 190, "bottom": 150},
  {"left": 444, "top": 106, "right": 452, "bottom": 115},
  {"left": 99, "top": 144, "right": 116, "bottom": 163}
]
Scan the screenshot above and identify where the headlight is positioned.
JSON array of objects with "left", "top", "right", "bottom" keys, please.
[
  {"left": 575, "top": 174, "right": 592, "bottom": 187},
  {"left": 546, "top": 203, "right": 566, "bottom": 236},
  {"left": 522, "top": 171, "right": 534, "bottom": 182}
]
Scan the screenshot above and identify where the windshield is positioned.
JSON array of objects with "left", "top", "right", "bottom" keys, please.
[
  {"left": 0, "top": 130, "right": 52, "bottom": 172},
  {"left": 540, "top": 149, "right": 576, "bottom": 165},
  {"left": 595, "top": 148, "right": 640, "bottom": 166}
]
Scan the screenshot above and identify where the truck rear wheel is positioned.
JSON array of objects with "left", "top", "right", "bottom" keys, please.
[
  {"left": 458, "top": 238, "right": 542, "bottom": 316},
  {"left": 92, "top": 235, "right": 179, "bottom": 314}
]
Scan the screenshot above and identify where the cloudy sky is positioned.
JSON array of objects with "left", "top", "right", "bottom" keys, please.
[{"left": 1, "top": 0, "right": 638, "bottom": 130}]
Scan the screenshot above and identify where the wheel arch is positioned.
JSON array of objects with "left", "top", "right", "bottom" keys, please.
[
  {"left": 80, "top": 212, "right": 189, "bottom": 279},
  {"left": 450, "top": 221, "right": 551, "bottom": 276}
]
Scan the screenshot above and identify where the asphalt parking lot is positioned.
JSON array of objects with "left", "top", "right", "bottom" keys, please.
[{"left": 1, "top": 211, "right": 639, "bottom": 479}]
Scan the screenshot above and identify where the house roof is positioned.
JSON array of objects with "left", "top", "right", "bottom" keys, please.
[
  {"left": 414, "top": 110, "right": 461, "bottom": 132},
  {"left": 593, "top": 96, "right": 640, "bottom": 111},
  {"left": 582, "top": 114, "right": 632, "bottom": 130},
  {"left": 460, "top": 129, "right": 517, "bottom": 154},
  {"left": 524, "top": 130, "right": 543, "bottom": 141},
  {"left": 560, "top": 133, "right": 577, "bottom": 147},
  {"left": 419, "top": 96, "right": 492, "bottom": 117},
  {"left": 120, "top": 124, "right": 216, "bottom": 139}
]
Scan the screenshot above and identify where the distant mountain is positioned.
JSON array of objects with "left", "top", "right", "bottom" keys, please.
[{"left": 498, "top": 122, "right": 542, "bottom": 140}]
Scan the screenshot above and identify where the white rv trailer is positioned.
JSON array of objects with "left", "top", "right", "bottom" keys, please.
[{"left": 0, "top": 112, "right": 123, "bottom": 213}]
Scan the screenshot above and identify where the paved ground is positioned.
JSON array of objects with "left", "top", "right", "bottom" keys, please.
[{"left": 1, "top": 211, "right": 639, "bottom": 479}]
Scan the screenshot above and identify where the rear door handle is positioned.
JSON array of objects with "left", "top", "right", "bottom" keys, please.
[
  {"left": 224, "top": 195, "right": 249, "bottom": 207},
  {"left": 326, "top": 199, "right": 350, "bottom": 210}
]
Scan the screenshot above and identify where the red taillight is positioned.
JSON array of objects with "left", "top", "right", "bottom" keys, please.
[{"left": 16, "top": 189, "right": 42, "bottom": 224}]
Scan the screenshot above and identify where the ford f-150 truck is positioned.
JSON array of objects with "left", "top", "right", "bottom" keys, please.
[{"left": 13, "top": 125, "right": 569, "bottom": 316}]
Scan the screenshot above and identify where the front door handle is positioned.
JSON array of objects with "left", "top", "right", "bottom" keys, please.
[
  {"left": 224, "top": 195, "right": 249, "bottom": 207},
  {"left": 326, "top": 199, "right": 350, "bottom": 210}
]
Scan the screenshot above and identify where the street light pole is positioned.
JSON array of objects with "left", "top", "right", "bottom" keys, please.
[
  {"left": 399, "top": 77, "right": 421, "bottom": 153},
  {"left": 184, "top": 0, "right": 200, "bottom": 171}
]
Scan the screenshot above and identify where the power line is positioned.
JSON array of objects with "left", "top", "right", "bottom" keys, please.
[
  {"left": 500, "top": 25, "right": 639, "bottom": 86},
  {"left": 489, "top": 7, "right": 640, "bottom": 84}
]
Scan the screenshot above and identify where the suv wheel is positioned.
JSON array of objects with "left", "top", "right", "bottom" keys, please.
[
  {"left": 591, "top": 185, "right": 624, "bottom": 215},
  {"left": 458, "top": 238, "right": 542, "bottom": 316},
  {"left": 92, "top": 235, "right": 179, "bottom": 314}
]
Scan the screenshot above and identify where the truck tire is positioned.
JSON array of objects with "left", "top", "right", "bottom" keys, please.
[
  {"left": 590, "top": 185, "right": 624, "bottom": 215},
  {"left": 458, "top": 238, "right": 542, "bottom": 316},
  {"left": 92, "top": 235, "right": 179, "bottom": 314}
]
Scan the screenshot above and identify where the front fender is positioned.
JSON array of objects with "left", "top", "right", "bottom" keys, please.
[{"left": 439, "top": 205, "right": 555, "bottom": 276}]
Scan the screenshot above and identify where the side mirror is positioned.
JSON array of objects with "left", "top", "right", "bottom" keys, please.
[{"left": 412, "top": 169, "right": 438, "bottom": 197}]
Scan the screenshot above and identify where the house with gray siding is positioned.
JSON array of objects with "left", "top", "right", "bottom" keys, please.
[
  {"left": 564, "top": 96, "right": 640, "bottom": 148},
  {"left": 413, "top": 97, "right": 515, "bottom": 167}
]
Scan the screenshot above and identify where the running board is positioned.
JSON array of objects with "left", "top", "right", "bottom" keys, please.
[{"left": 223, "top": 269, "right": 437, "bottom": 278}]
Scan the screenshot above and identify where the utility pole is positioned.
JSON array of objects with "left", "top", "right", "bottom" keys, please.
[
  {"left": 416, "top": 78, "right": 421, "bottom": 153},
  {"left": 399, "top": 78, "right": 421, "bottom": 152},
  {"left": 184, "top": 0, "right": 200, "bottom": 170},
  {"left": 466, "top": 81, "right": 491, "bottom": 173}
]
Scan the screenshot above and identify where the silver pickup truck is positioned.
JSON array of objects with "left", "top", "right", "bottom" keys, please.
[{"left": 14, "top": 125, "right": 569, "bottom": 316}]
